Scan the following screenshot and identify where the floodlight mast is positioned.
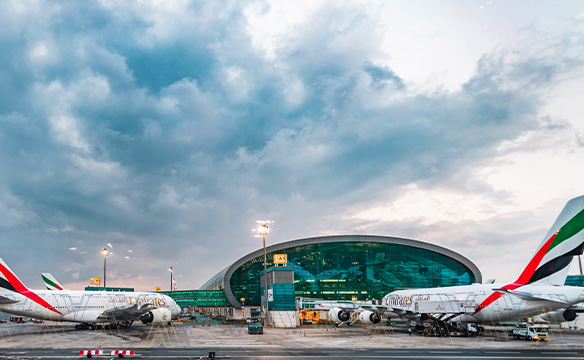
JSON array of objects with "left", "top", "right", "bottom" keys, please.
[
  {"left": 255, "top": 220, "right": 273, "bottom": 327},
  {"left": 101, "top": 248, "right": 109, "bottom": 288}
]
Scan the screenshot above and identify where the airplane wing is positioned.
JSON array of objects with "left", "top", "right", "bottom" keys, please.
[
  {"left": 96, "top": 303, "right": 155, "bottom": 322},
  {"left": 0, "top": 294, "right": 18, "bottom": 305}
]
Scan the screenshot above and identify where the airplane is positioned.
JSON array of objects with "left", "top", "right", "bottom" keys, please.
[
  {"left": 380, "top": 194, "right": 584, "bottom": 326},
  {"left": 0, "top": 257, "right": 181, "bottom": 330},
  {"left": 41, "top": 273, "right": 66, "bottom": 290},
  {"left": 324, "top": 195, "right": 584, "bottom": 327}
]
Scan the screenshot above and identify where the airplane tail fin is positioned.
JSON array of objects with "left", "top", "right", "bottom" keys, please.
[
  {"left": 513, "top": 195, "right": 584, "bottom": 287},
  {"left": 0, "top": 257, "right": 29, "bottom": 293},
  {"left": 42, "top": 273, "right": 65, "bottom": 290}
]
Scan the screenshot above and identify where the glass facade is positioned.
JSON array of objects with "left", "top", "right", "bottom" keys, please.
[
  {"left": 159, "top": 290, "right": 230, "bottom": 307},
  {"left": 565, "top": 275, "right": 584, "bottom": 287},
  {"left": 230, "top": 242, "right": 476, "bottom": 306}
]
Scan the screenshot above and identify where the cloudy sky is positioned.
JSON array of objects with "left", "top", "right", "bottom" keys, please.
[{"left": 1, "top": 0, "right": 584, "bottom": 291}]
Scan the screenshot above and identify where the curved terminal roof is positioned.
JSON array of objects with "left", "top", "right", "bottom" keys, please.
[{"left": 200, "top": 234, "right": 482, "bottom": 308}]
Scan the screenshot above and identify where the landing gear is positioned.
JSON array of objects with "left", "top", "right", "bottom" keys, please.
[
  {"left": 74, "top": 323, "right": 98, "bottom": 330},
  {"left": 119, "top": 321, "right": 133, "bottom": 329},
  {"left": 76, "top": 322, "right": 138, "bottom": 331}
]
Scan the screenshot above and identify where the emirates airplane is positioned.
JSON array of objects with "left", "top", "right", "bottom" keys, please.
[
  {"left": 382, "top": 195, "right": 584, "bottom": 325},
  {"left": 0, "top": 258, "right": 181, "bottom": 329}
]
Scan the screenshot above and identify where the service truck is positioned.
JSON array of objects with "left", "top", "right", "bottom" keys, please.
[{"left": 507, "top": 323, "right": 549, "bottom": 341}]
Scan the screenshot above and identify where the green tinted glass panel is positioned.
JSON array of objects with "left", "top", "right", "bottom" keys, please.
[
  {"left": 230, "top": 241, "right": 476, "bottom": 306},
  {"left": 158, "top": 290, "right": 230, "bottom": 307},
  {"left": 565, "top": 275, "right": 584, "bottom": 287}
]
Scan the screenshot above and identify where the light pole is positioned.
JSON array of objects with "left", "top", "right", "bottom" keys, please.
[
  {"left": 101, "top": 248, "right": 108, "bottom": 288},
  {"left": 169, "top": 267, "right": 173, "bottom": 291},
  {"left": 255, "top": 220, "right": 272, "bottom": 326}
]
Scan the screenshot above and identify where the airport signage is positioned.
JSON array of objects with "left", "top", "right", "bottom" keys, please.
[
  {"left": 90, "top": 277, "right": 101, "bottom": 286},
  {"left": 274, "top": 254, "right": 287, "bottom": 265}
]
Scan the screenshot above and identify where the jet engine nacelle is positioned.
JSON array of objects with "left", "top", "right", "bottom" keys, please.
[
  {"left": 538, "top": 309, "right": 578, "bottom": 323},
  {"left": 358, "top": 310, "right": 381, "bottom": 324},
  {"left": 328, "top": 307, "right": 351, "bottom": 323},
  {"left": 140, "top": 308, "right": 172, "bottom": 325}
]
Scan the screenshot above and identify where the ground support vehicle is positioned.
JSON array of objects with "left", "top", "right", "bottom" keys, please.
[
  {"left": 507, "top": 323, "right": 549, "bottom": 341},
  {"left": 300, "top": 310, "right": 320, "bottom": 325},
  {"left": 421, "top": 319, "right": 478, "bottom": 337},
  {"left": 247, "top": 318, "right": 264, "bottom": 334}
]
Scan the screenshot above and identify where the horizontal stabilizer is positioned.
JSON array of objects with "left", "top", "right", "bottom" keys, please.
[
  {"left": 0, "top": 294, "right": 18, "bottom": 304},
  {"left": 495, "top": 288, "right": 569, "bottom": 306}
]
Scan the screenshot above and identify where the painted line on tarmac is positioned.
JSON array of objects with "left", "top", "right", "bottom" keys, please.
[
  {"left": 10, "top": 354, "right": 584, "bottom": 360},
  {"left": 120, "top": 356, "right": 584, "bottom": 359}
]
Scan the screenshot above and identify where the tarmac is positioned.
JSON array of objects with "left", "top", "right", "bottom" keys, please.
[{"left": 1, "top": 321, "right": 584, "bottom": 350}]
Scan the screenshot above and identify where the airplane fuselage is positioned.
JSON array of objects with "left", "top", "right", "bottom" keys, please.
[
  {"left": 383, "top": 283, "right": 584, "bottom": 324},
  {"left": 0, "top": 290, "right": 180, "bottom": 323}
]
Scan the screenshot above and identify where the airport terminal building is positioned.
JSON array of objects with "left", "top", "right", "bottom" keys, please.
[{"left": 199, "top": 235, "right": 482, "bottom": 309}]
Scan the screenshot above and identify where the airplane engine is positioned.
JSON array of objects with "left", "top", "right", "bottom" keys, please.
[
  {"left": 539, "top": 309, "right": 578, "bottom": 323},
  {"left": 328, "top": 308, "right": 351, "bottom": 323},
  {"left": 358, "top": 310, "right": 381, "bottom": 324},
  {"left": 139, "top": 308, "right": 172, "bottom": 325}
]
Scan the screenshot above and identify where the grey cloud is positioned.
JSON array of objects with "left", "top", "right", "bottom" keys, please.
[
  {"left": 0, "top": 1, "right": 582, "bottom": 288},
  {"left": 363, "top": 62, "right": 405, "bottom": 90}
]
